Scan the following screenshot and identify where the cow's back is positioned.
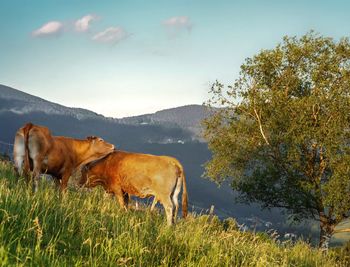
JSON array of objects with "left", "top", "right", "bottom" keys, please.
[{"left": 104, "top": 151, "right": 178, "bottom": 198}]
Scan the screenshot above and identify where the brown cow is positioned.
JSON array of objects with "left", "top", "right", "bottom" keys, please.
[
  {"left": 79, "top": 150, "right": 188, "bottom": 225},
  {"left": 13, "top": 123, "right": 115, "bottom": 191}
]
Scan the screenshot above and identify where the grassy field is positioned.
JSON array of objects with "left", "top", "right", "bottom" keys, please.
[{"left": 0, "top": 160, "right": 347, "bottom": 266}]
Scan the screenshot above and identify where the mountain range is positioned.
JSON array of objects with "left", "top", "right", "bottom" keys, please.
[{"left": 0, "top": 84, "right": 211, "bottom": 140}]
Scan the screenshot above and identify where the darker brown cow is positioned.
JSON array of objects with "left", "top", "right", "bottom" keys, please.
[
  {"left": 13, "top": 123, "right": 115, "bottom": 191},
  {"left": 79, "top": 150, "right": 188, "bottom": 225}
]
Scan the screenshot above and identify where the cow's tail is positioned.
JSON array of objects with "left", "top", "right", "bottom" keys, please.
[
  {"left": 23, "top": 123, "right": 33, "bottom": 178},
  {"left": 179, "top": 163, "right": 188, "bottom": 218}
]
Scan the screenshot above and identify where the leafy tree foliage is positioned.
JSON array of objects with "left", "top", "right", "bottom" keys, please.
[{"left": 204, "top": 32, "right": 350, "bottom": 248}]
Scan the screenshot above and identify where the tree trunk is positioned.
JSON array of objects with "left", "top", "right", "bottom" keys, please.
[{"left": 319, "top": 220, "right": 335, "bottom": 250}]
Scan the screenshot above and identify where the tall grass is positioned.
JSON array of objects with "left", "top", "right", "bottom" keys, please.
[{"left": 0, "top": 160, "right": 344, "bottom": 266}]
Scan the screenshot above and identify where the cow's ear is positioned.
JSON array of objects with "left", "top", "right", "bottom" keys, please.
[{"left": 87, "top": 136, "right": 96, "bottom": 141}]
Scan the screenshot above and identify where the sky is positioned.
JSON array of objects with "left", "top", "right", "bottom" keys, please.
[{"left": 0, "top": 0, "right": 349, "bottom": 118}]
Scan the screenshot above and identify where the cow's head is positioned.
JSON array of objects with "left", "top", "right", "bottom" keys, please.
[
  {"left": 79, "top": 155, "right": 105, "bottom": 187},
  {"left": 86, "top": 136, "right": 115, "bottom": 158}
]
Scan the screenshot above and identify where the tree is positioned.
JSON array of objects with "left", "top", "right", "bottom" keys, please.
[{"left": 203, "top": 32, "right": 350, "bottom": 249}]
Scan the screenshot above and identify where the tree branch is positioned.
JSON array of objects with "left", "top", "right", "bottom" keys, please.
[
  {"left": 334, "top": 228, "right": 350, "bottom": 234},
  {"left": 253, "top": 107, "right": 270, "bottom": 145},
  {"left": 312, "top": 104, "right": 320, "bottom": 125}
]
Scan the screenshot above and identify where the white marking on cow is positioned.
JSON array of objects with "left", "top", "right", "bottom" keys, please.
[
  {"left": 14, "top": 135, "right": 25, "bottom": 173},
  {"left": 172, "top": 175, "right": 182, "bottom": 221}
]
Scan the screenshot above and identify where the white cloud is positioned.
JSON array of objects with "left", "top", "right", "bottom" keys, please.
[
  {"left": 31, "top": 16, "right": 130, "bottom": 46},
  {"left": 163, "top": 16, "right": 192, "bottom": 31},
  {"left": 92, "top": 27, "right": 128, "bottom": 44},
  {"left": 74, "top": 14, "right": 98, "bottom": 32},
  {"left": 32, "top": 21, "right": 64, "bottom": 37}
]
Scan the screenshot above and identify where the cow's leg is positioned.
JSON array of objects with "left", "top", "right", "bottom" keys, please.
[
  {"left": 160, "top": 196, "right": 174, "bottom": 226},
  {"left": 53, "top": 177, "right": 61, "bottom": 189},
  {"left": 150, "top": 197, "right": 158, "bottom": 212},
  {"left": 123, "top": 191, "right": 129, "bottom": 208},
  {"left": 32, "top": 157, "right": 44, "bottom": 192},
  {"left": 28, "top": 138, "right": 45, "bottom": 192},
  {"left": 112, "top": 186, "right": 127, "bottom": 211},
  {"left": 172, "top": 176, "right": 182, "bottom": 222},
  {"left": 60, "top": 171, "right": 72, "bottom": 191}
]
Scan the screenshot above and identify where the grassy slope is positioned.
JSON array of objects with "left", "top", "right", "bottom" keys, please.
[{"left": 0, "top": 161, "right": 345, "bottom": 266}]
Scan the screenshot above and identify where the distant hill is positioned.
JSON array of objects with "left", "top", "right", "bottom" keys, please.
[
  {"left": 119, "top": 105, "right": 216, "bottom": 138},
  {"left": 0, "top": 84, "right": 201, "bottom": 147},
  {"left": 0, "top": 84, "right": 104, "bottom": 121},
  {"left": 0, "top": 84, "right": 215, "bottom": 140}
]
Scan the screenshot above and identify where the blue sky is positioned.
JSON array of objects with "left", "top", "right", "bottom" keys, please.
[{"left": 0, "top": 0, "right": 349, "bottom": 117}]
